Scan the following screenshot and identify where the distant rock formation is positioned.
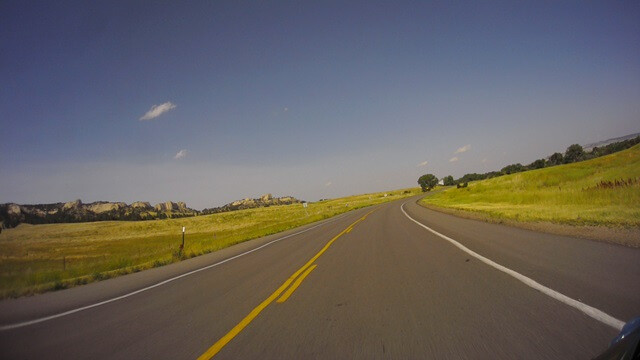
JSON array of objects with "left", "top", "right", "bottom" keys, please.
[
  {"left": 87, "top": 202, "right": 127, "bottom": 214},
  {"left": 131, "top": 201, "right": 152, "bottom": 210},
  {"left": 63, "top": 199, "right": 82, "bottom": 210},
  {"left": 154, "top": 201, "right": 189, "bottom": 212},
  {"left": 0, "top": 200, "right": 198, "bottom": 229},
  {"left": 202, "top": 194, "right": 302, "bottom": 214},
  {"left": 0, "top": 193, "right": 303, "bottom": 230}
]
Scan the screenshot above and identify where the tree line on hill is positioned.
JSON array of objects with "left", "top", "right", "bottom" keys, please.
[{"left": 418, "top": 135, "right": 640, "bottom": 192}]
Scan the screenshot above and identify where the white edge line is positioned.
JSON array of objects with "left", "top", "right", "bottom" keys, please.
[
  {"left": 0, "top": 212, "right": 353, "bottom": 331},
  {"left": 400, "top": 201, "right": 625, "bottom": 331}
]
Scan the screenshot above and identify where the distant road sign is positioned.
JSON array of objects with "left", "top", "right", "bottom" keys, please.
[
  {"left": 303, "top": 202, "right": 308, "bottom": 208},
  {"left": 182, "top": 226, "right": 186, "bottom": 233}
]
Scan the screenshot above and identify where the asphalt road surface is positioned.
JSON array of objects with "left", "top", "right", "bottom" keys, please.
[{"left": 1, "top": 195, "right": 639, "bottom": 359}]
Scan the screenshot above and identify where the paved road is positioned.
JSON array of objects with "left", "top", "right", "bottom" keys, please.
[{"left": 1, "top": 196, "right": 639, "bottom": 359}]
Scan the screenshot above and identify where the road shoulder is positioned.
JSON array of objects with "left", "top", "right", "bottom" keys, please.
[{"left": 417, "top": 198, "right": 640, "bottom": 248}]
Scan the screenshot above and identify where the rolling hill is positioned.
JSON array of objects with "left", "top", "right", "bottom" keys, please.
[{"left": 421, "top": 144, "right": 640, "bottom": 228}]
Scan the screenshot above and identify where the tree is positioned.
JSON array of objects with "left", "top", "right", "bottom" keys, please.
[
  {"left": 547, "top": 152, "right": 563, "bottom": 166},
  {"left": 501, "top": 163, "right": 524, "bottom": 175},
  {"left": 527, "top": 159, "right": 545, "bottom": 170},
  {"left": 443, "top": 175, "right": 455, "bottom": 186},
  {"left": 418, "top": 174, "right": 438, "bottom": 192},
  {"left": 564, "top": 144, "right": 585, "bottom": 163},
  {"left": 457, "top": 173, "right": 486, "bottom": 183},
  {"left": 485, "top": 171, "right": 503, "bottom": 179}
]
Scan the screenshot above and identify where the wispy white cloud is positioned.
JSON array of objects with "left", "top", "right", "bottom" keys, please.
[
  {"left": 174, "top": 149, "right": 188, "bottom": 160},
  {"left": 454, "top": 144, "right": 471, "bottom": 154},
  {"left": 272, "top": 106, "right": 289, "bottom": 117},
  {"left": 417, "top": 160, "right": 428, "bottom": 167},
  {"left": 482, "top": 158, "right": 488, "bottom": 163},
  {"left": 449, "top": 156, "right": 459, "bottom": 162},
  {"left": 139, "top": 101, "right": 176, "bottom": 121},
  {"left": 325, "top": 181, "right": 332, "bottom": 187}
]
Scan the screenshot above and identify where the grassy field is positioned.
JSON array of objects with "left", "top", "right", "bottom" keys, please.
[
  {"left": 422, "top": 144, "right": 640, "bottom": 228},
  {"left": 0, "top": 188, "right": 420, "bottom": 298}
]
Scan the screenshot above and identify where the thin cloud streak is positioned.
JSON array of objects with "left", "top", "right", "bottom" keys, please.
[
  {"left": 417, "top": 160, "right": 428, "bottom": 167},
  {"left": 454, "top": 144, "right": 471, "bottom": 154},
  {"left": 174, "top": 149, "right": 188, "bottom": 159},
  {"left": 139, "top": 101, "right": 176, "bottom": 121},
  {"left": 449, "top": 156, "right": 459, "bottom": 162}
]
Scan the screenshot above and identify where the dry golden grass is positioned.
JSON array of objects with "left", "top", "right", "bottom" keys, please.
[{"left": 0, "top": 188, "right": 420, "bottom": 298}]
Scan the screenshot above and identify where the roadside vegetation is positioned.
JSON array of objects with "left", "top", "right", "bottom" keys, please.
[
  {"left": 420, "top": 144, "right": 640, "bottom": 228},
  {"left": 0, "top": 188, "right": 420, "bottom": 298},
  {"left": 423, "top": 135, "right": 639, "bottom": 187}
]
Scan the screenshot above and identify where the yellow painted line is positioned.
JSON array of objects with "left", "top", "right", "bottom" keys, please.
[
  {"left": 197, "top": 209, "right": 376, "bottom": 360},
  {"left": 276, "top": 264, "right": 317, "bottom": 303},
  {"left": 346, "top": 227, "right": 353, "bottom": 233},
  {"left": 196, "top": 273, "right": 297, "bottom": 360}
]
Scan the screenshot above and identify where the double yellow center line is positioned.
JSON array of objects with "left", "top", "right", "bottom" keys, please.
[{"left": 197, "top": 210, "right": 375, "bottom": 359}]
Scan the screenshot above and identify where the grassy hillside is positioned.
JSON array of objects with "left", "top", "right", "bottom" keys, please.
[
  {"left": 422, "top": 144, "right": 640, "bottom": 227},
  {"left": 0, "top": 188, "right": 420, "bottom": 298}
]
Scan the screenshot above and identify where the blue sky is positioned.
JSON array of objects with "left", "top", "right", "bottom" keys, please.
[{"left": 1, "top": 1, "right": 639, "bottom": 209}]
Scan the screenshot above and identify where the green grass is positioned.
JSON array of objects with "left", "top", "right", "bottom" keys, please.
[
  {"left": 0, "top": 188, "right": 420, "bottom": 298},
  {"left": 422, "top": 144, "right": 640, "bottom": 227}
]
